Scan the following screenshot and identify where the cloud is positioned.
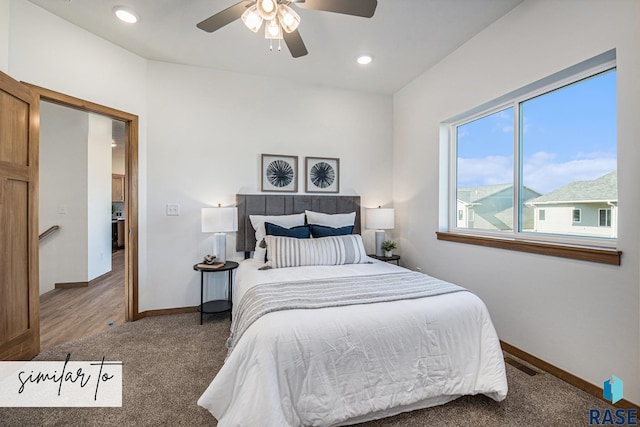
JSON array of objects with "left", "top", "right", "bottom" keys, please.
[
  {"left": 457, "top": 129, "right": 470, "bottom": 140},
  {"left": 458, "top": 155, "right": 513, "bottom": 188},
  {"left": 523, "top": 151, "right": 616, "bottom": 193},
  {"left": 458, "top": 151, "right": 616, "bottom": 194}
]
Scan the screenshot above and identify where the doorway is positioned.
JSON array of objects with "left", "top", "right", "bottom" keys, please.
[{"left": 27, "top": 83, "right": 140, "bottom": 339}]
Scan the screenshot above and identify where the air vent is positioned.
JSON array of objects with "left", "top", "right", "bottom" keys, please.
[{"left": 505, "top": 357, "right": 542, "bottom": 377}]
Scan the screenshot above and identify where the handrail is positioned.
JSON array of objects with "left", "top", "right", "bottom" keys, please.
[{"left": 39, "top": 225, "right": 60, "bottom": 241}]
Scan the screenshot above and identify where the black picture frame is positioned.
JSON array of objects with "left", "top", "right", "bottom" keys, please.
[{"left": 261, "top": 154, "right": 298, "bottom": 192}]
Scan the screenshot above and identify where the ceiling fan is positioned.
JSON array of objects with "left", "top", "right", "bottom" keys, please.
[{"left": 197, "top": 0, "right": 378, "bottom": 58}]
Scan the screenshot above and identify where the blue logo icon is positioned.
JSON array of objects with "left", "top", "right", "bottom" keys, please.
[{"left": 603, "top": 375, "right": 623, "bottom": 404}]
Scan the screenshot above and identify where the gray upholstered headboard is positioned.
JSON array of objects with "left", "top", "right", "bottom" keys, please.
[{"left": 236, "top": 194, "right": 361, "bottom": 257}]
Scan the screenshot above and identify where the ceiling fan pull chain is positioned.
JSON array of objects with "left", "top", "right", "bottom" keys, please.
[
  {"left": 278, "top": 39, "right": 282, "bottom": 52},
  {"left": 269, "top": 39, "right": 273, "bottom": 51}
]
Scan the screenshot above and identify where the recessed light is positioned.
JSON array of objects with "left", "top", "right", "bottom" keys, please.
[
  {"left": 114, "top": 7, "right": 139, "bottom": 24},
  {"left": 357, "top": 55, "right": 373, "bottom": 65}
]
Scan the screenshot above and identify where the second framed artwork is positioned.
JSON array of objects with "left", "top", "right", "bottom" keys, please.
[{"left": 305, "top": 157, "right": 340, "bottom": 193}]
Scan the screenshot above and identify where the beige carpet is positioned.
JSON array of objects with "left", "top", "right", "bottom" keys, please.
[{"left": 0, "top": 312, "right": 615, "bottom": 426}]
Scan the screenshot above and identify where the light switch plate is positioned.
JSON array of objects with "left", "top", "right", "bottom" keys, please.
[{"left": 166, "top": 203, "right": 180, "bottom": 216}]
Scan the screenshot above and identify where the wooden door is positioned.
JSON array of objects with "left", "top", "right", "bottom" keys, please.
[{"left": 0, "top": 71, "right": 39, "bottom": 360}]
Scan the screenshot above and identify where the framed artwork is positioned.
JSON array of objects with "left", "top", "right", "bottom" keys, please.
[
  {"left": 261, "top": 154, "right": 298, "bottom": 192},
  {"left": 305, "top": 157, "right": 339, "bottom": 193}
]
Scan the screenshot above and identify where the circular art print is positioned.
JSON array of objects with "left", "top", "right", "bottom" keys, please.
[
  {"left": 306, "top": 157, "right": 339, "bottom": 193},
  {"left": 267, "top": 160, "right": 294, "bottom": 188},
  {"left": 261, "top": 155, "right": 298, "bottom": 192}
]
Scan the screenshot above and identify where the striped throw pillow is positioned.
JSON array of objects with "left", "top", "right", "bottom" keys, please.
[{"left": 264, "top": 234, "right": 368, "bottom": 269}]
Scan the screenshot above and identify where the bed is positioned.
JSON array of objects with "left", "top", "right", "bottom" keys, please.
[{"left": 198, "top": 195, "right": 507, "bottom": 426}]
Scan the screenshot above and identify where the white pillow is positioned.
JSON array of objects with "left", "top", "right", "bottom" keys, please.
[
  {"left": 305, "top": 210, "right": 356, "bottom": 228},
  {"left": 249, "top": 213, "right": 305, "bottom": 262},
  {"left": 264, "top": 234, "right": 368, "bottom": 269}
]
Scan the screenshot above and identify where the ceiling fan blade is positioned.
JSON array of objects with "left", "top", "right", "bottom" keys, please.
[
  {"left": 283, "top": 30, "right": 308, "bottom": 58},
  {"left": 196, "top": 1, "right": 252, "bottom": 33},
  {"left": 299, "top": 0, "right": 377, "bottom": 18}
]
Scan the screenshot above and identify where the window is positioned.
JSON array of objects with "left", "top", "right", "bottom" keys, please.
[
  {"left": 599, "top": 208, "right": 611, "bottom": 227},
  {"left": 458, "top": 210, "right": 464, "bottom": 221},
  {"left": 572, "top": 209, "right": 581, "bottom": 223},
  {"left": 448, "top": 55, "right": 617, "bottom": 248}
]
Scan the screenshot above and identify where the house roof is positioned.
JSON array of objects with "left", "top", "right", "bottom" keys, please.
[
  {"left": 458, "top": 184, "right": 541, "bottom": 203},
  {"left": 457, "top": 184, "right": 513, "bottom": 203},
  {"left": 528, "top": 171, "right": 617, "bottom": 204}
]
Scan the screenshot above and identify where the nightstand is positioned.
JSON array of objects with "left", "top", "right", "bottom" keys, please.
[
  {"left": 193, "top": 261, "right": 239, "bottom": 324},
  {"left": 368, "top": 254, "right": 401, "bottom": 266}
]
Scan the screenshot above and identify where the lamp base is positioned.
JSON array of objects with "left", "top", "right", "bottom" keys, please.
[
  {"left": 213, "top": 233, "right": 227, "bottom": 264},
  {"left": 375, "top": 230, "right": 385, "bottom": 257}
]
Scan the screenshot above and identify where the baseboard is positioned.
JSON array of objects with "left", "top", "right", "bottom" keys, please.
[
  {"left": 500, "top": 340, "right": 639, "bottom": 410},
  {"left": 138, "top": 306, "right": 197, "bottom": 319},
  {"left": 55, "top": 271, "right": 112, "bottom": 289},
  {"left": 55, "top": 281, "right": 88, "bottom": 289}
]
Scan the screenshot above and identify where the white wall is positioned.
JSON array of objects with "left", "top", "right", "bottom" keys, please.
[
  {"left": 87, "top": 113, "right": 113, "bottom": 280},
  {"left": 0, "top": 0, "right": 9, "bottom": 73},
  {"left": 7, "top": 0, "right": 393, "bottom": 313},
  {"left": 145, "top": 61, "right": 393, "bottom": 310},
  {"left": 7, "top": 0, "right": 149, "bottom": 298},
  {"left": 39, "top": 101, "right": 89, "bottom": 294},
  {"left": 394, "top": 0, "right": 640, "bottom": 405}
]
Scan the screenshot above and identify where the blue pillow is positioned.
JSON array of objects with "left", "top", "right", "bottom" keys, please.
[
  {"left": 309, "top": 224, "right": 354, "bottom": 238},
  {"left": 265, "top": 222, "right": 310, "bottom": 239}
]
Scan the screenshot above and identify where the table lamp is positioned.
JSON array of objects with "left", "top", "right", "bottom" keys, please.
[
  {"left": 365, "top": 206, "right": 395, "bottom": 257},
  {"left": 201, "top": 205, "right": 238, "bottom": 263}
]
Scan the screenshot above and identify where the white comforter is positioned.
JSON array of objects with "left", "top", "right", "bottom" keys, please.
[{"left": 198, "top": 259, "right": 507, "bottom": 426}]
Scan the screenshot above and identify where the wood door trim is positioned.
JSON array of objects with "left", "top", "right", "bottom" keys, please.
[{"left": 24, "top": 83, "right": 140, "bottom": 321}]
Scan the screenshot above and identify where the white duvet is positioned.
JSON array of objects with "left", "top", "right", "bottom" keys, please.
[{"left": 198, "top": 259, "right": 507, "bottom": 426}]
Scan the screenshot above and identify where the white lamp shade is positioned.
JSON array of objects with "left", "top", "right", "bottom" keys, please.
[
  {"left": 201, "top": 207, "right": 238, "bottom": 233},
  {"left": 365, "top": 208, "right": 395, "bottom": 230}
]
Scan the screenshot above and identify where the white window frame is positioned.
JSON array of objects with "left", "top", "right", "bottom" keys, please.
[
  {"left": 445, "top": 54, "right": 617, "bottom": 249},
  {"left": 599, "top": 208, "right": 612, "bottom": 227},
  {"left": 572, "top": 209, "right": 582, "bottom": 224}
]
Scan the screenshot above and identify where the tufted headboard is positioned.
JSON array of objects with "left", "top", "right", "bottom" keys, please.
[{"left": 236, "top": 194, "right": 361, "bottom": 257}]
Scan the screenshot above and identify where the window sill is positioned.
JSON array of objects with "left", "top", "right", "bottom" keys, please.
[{"left": 436, "top": 232, "right": 621, "bottom": 266}]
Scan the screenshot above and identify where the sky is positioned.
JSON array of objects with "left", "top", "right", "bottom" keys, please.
[{"left": 457, "top": 69, "right": 617, "bottom": 194}]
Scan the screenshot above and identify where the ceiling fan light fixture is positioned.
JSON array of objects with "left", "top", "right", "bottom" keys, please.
[
  {"left": 241, "top": 5, "right": 263, "bottom": 32},
  {"left": 256, "top": 0, "right": 277, "bottom": 21},
  {"left": 113, "top": 6, "right": 138, "bottom": 24},
  {"left": 265, "top": 18, "right": 283, "bottom": 40},
  {"left": 278, "top": 4, "right": 300, "bottom": 33}
]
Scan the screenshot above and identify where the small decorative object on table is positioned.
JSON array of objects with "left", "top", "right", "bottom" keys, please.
[
  {"left": 381, "top": 240, "right": 397, "bottom": 257},
  {"left": 197, "top": 261, "right": 225, "bottom": 270},
  {"left": 203, "top": 254, "right": 216, "bottom": 264}
]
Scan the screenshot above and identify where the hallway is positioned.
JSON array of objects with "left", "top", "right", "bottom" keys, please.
[{"left": 39, "top": 250, "right": 126, "bottom": 350}]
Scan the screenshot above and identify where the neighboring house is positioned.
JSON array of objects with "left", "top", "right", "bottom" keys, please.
[
  {"left": 457, "top": 184, "right": 541, "bottom": 231},
  {"left": 527, "top": 171, "right": 617, "bottom": 238}
]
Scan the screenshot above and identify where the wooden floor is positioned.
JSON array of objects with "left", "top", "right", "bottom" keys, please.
[{"left": 39, "top": 250, "right": 126, "bottom": 350}]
